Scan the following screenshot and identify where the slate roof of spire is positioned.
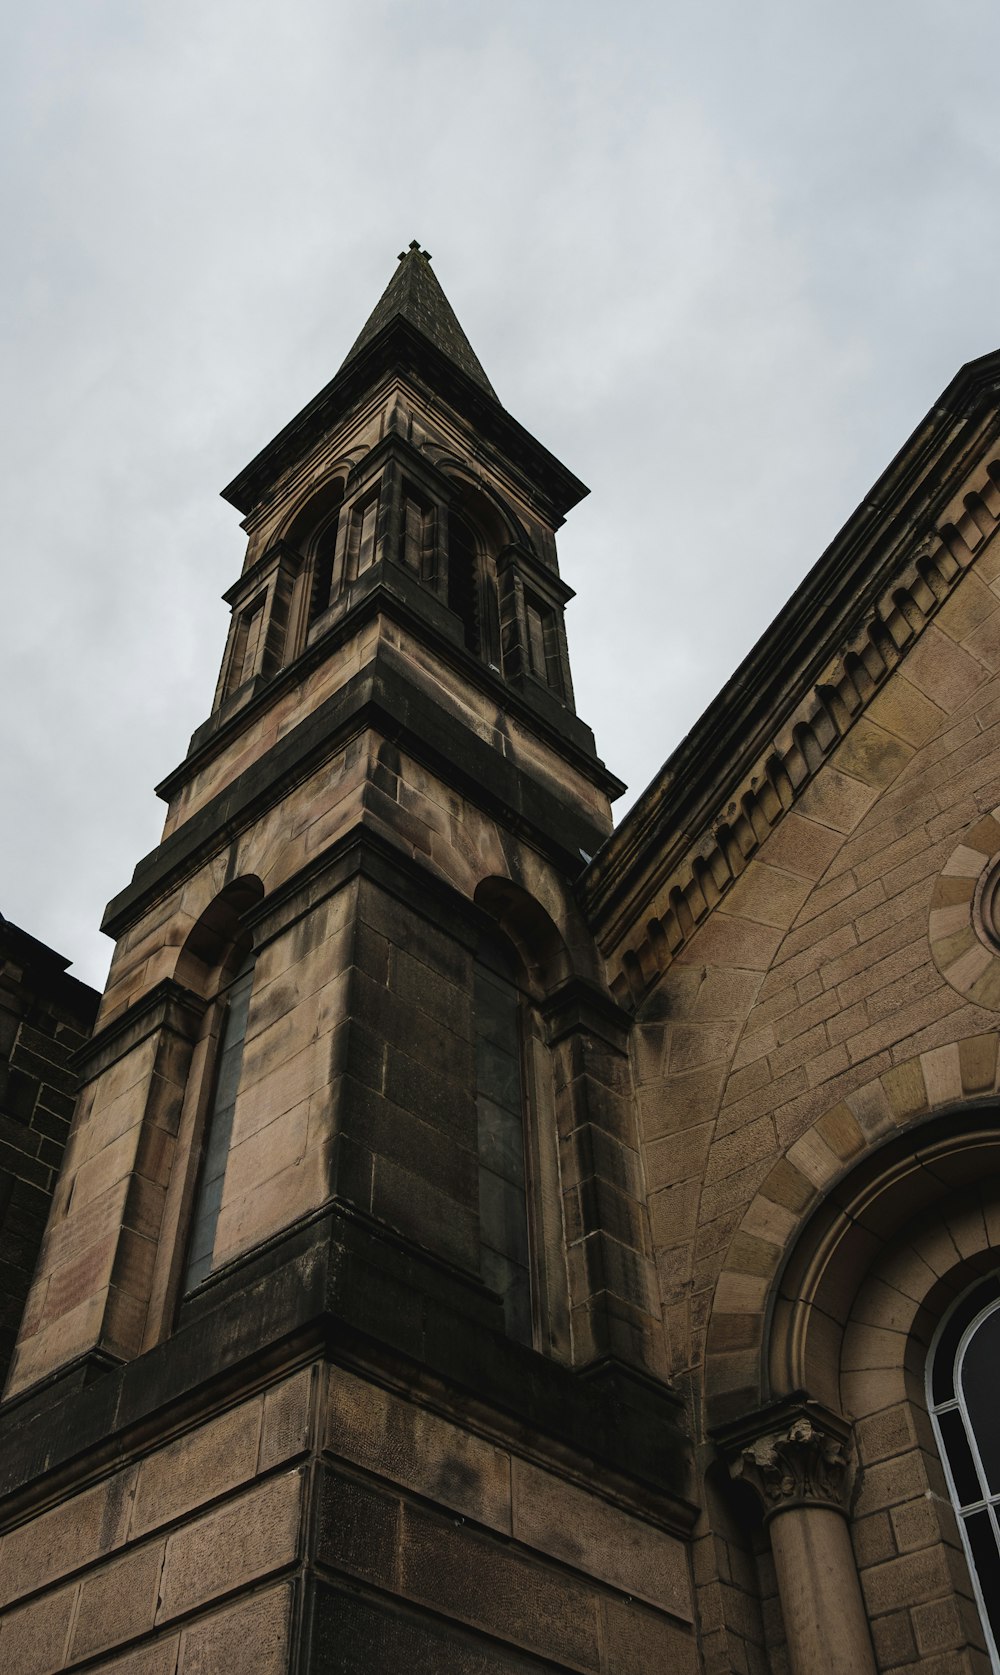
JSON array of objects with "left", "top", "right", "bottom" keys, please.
[{"left": 339, "top": 241, "right": 498, "bottom": 400}]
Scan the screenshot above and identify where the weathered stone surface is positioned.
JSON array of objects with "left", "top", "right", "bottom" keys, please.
[
  {"left": 131, "top": 1400, "right": 262, "bottom": 1538},
  {"left": 511, "top": 1459, "right": 692, "bottom": 1619},
  {"left": 70, "top": 1539, "right": 165, "bottom": 1662},
  {"left": 178, "top": 1583, "right": 291, "bottom": 1675},
  {"left": 326, "top": 1367, "right": 511, "bottom": 1532},
  {"left": 0, "top": 1465, "right": 136, "bottom": 1607},
  {"left": 157, "top": 1471, "right": 302, "bottom": 1622}
]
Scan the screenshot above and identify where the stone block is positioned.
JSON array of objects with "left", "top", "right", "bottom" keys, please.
[
  {"left": 0, "top": 1579, "right": 76, "bottom": 1675},
  {"left": 310, "top": 1580, "right": 546, "bottom": 1673},
  {"left": 157, "top": 1470, "right": 302, "bottom": 1623},
  {"left": 370, "top": 1153, "right": 479, "bottom": 1269},
  {"left": 852, "top": 1510, "right": 896, "bottom": 1568},
  {"left": 343, "top": 1078, "right": 475, "bottom": 1190},
  {"left": 675, "top": 914, "right": 784, "bottom": 971},
  {"left": 601, "top": 1597, "right": 698, "bottom": 1674},
  {"left": 721, "top": 863, "right": 814, "bottom": 931},
  {"left": 868, "top": 675, "right": 947, "bottom": 748},
  {"left": 0, "top": 1463, "right": 136, "bottom": 1607},
  {"left": 834, "top": 717, "right": 915, "bottom": 790},
  {"left": 689, "top": 967, "right": 766, "bottom": 1019},
  {"left": 259, "top": 1367, "right": 314, "bottom": 1472},
  {"left": 704, "top": 1115, "right": 777, "bottom": 1185},
  {"left": 854, "top": 1450, "right": 930, "bottom": 1518},
  {"left": 326, "top": 1367, "right": 511, "bottom": 1532},
  {"left": 959, "top": 1031, "right": 996, "bottom": 1093},
  {"left": 869, "top": 1609, "right": 917, "bottom": 1668},
  {"left": 740, "top": 1191, "right": 798, "bottom": 1246},
  {"left": 935, "top": 570, "right": 998, "bottom": 644},
  {"left": 667, "top": 1020, "right": 743, "bottom": 1073},
  {"left": 565, "top": 1175, "right": 650, "bottom": 1254},
  {"left": 638, "top": 1064, "right": 727, "bottom": 1142},
  {"left": 645, "top": 1123, "right": 713, "bottom": 1190},
  {"left": 559, "top": 1124, "right": 642, "bottom": 1198},
  {"left": 132, "top": 1398, "right": 263, "bottom": 1539},
  {"left": 881, "top": 1059, "right": 929, "bottom": 1123},
  {"left": 890, "top": 1496, "right": 945, "bottom": 1556},
  {"left": 760, "top": 812, "right": 847, "bottom": 880},
  {"left": 178, "top": 1582, "right": 291, "bottom": 1675},
  {"left": 758, "top": 1155, "right": 815, "bottom": 1215},
  {"left": 814, "top": 1100, "right": 865, "bottom": 1161},
  {"left": 511, "top": 1459, "right": 692, "bottom": 1619},
  {"left": 904, "top": 624, "right": 986, "bottom": 711},
  {"left": 795, "top": 766, "right": 880, "bottom": 834},
  {"left": 71, "top": 1538, "right": 165, "bottom": 1662},
  {"left": 400, "top": 1499, "right": 602, "bottom": 1670},
  {"left": 316, "top": 1467, "right": 400, "bottom": 1589},
  {"left": 860, "top": 1544, "right": 952, "bottom": 1615},
  {"left": 214, "top": 1137, "right": 331, "bottom": 1264},
  {"left": 648, "top": 1177, "right": 702, "bottom": 1246},
  {"left": 224, "top": 1099, "right": 311, "bottom": 1204},
  {"left": 90, "top": 1640, "right": 180, "bottom": 1674},
  {"left": 231, "top": 1036, "right": 331, "bottom": 1148},
  {"left": 920, "top": 1043, "right": 963, "bottom": 1108}
]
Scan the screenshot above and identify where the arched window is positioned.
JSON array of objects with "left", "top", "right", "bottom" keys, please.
[
  {"left": 182, "top": 944, "right": 255, "bottom": 1292},
  {"left": 448, "top": 510, "right": 481, "bottom": 655},
  {"left": 308, "top": 492, "right": 344, "bottom": 623},
  {"left": 474, "top": 931, "right": 532, "bottom": 1344},
  {"left": 928, "top": 1274, "right": 1000, "bottom": 1668}
]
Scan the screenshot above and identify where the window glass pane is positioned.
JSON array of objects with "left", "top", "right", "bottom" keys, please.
[
  {"left": 474, "top": 940, "right": 530, "bottom": 1344},
  {"left": 964, "top": 1510, "right": 1000, "bottom": 1642},
  {"left": 476, "top": 1035, "right": 521, "bottom": 1114},
  {"left": 401, "top": 496, "right": 427, "bottom": 572},
  {"left": 310, "top": 515, "right": 339, "bottom": 619},
  {"left": 477, "top": 1097, "right": 526, "bottom": 1186},
  {"left": 238, "top": 601, "right": 265, "bottom": 686},
  {"left": 527, "top": 602, "right": 547, "bottom": 680},
  {"left": 481, "top": 1247, "right": 531, "bottom": 1345},
  {"left": 938, "top": 1407, "right": 984, "bottom": 1508},
  {"left": 479, "top": 1168, "right": 530, "bottom": 1268},
  {"left": 357, "top": 498, "right": 378, "bottom": 573},
  {"left": 184, "top": 961, "right": 254, "bottom": 1292},
  {"left": 961, "top": 1308, "right": 1000, "bottom": 1496},
  {"left": 933, "top": 1275, "right": 1000, "bottom": 1406},
  {"left": 448, "top": 513, "right": 480, "bottom": 653}
]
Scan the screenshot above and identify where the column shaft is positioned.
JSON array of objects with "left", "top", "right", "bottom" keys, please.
[{"left": 769, "top": 1503, "right": 876, "bottom": 1675}]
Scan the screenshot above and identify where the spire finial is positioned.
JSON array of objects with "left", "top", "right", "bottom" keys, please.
[{"left": 397, "top": 239, "right": 431, "bottom": 262}]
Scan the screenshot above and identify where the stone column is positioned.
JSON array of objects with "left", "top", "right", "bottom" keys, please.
[{"left": 727, "top": 1402, "right": 876, "bottom": 1675}]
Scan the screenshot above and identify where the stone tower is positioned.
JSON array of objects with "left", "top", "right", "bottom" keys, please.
[{"left": 0, "top": 248, "right": 696, "bottom": 1674}]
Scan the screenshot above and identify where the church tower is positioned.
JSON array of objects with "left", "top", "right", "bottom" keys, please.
[{"left": 0, "top": 249, "right": 696, "bottom": 1675}]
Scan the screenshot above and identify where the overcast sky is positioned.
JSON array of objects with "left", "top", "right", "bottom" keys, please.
[{"left": 3, "top": 0, "right": 999, "bottom": 989}]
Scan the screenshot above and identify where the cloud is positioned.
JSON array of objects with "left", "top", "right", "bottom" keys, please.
[{"left": 2, "top": 0, "right": 998, "bottom": 985}]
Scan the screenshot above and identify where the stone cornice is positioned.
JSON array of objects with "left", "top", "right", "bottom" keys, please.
[
  {"left": 75, "top": 979, "right": 207, "bottom": 1085},
  {"left": 583, "top": 383, "right": 1000, "bottom": 1008}
]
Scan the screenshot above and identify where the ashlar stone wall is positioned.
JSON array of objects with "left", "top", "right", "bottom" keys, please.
[
  {"left": 628, "top": 517, "right": 1000, "bottom": 1672},
  {"left": 0, "top": 1359, "right": 698, "bottom": 1675}
]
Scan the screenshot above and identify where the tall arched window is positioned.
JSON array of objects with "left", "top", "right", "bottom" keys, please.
[
  {"left": 928, "top": 1274, "right": 1000, "bottom": 1668},
  {"left": 181, "top": 945, "right": 255, "bottom": 1292},
  {"left": 448, "top": 510, "right": 481, "bottom": 654},
  {"left": 308, "top": 494, "right": 344, "bottom": 623},
  {"left": 182, "top": 945, "right": 255, "bottom": 1292},
  {"left": 474, "top": 932, "right": 532, "bottom": 1344}
]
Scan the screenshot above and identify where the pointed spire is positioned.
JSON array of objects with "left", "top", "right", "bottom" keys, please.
[{"left": 339, "top": 241, "right": 498, "bottom": 400}]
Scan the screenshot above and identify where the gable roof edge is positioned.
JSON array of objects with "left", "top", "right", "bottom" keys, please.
[{"left": 583, "top": 350, "right": 1000, "bottom": 1007}]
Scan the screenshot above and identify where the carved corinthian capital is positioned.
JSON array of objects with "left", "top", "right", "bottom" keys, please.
[{"left": 726, "top": 1401, "right": 856, "bottom": 1518}]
